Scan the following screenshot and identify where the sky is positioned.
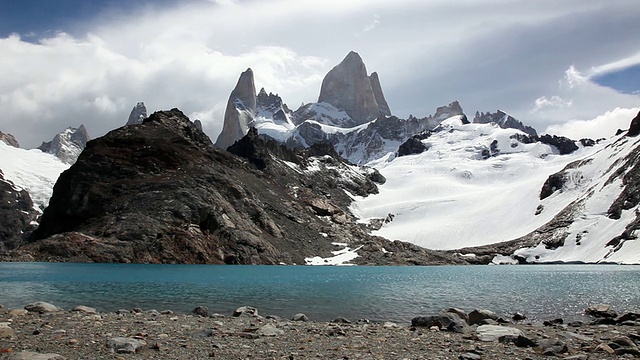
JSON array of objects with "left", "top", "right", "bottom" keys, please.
[{"left": 0, "top": 0, "right": 638, "bottom": 148}]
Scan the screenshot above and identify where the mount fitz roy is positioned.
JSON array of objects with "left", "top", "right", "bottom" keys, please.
[{"left": 0, "top": 51, "right": 639, "bottom": 265}]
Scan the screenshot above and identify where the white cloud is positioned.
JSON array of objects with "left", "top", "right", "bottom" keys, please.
[
  {"left": 545, "top": 107, "right": 640, "bottom": 140},
  {"left": 533, "top": 96, "right": 572, "bottom": 112},
  {"left": 363, "top": 14, "right": 380, "bottom": 32}
]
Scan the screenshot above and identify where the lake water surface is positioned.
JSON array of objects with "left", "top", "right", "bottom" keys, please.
[{"left": 1, "top": 263, "right": 638, "bottom": 323}]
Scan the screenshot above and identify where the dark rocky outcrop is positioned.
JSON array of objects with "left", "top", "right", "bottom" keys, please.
[
  {"left": 397, "top": 137, "right": 427, "bottom": 157},
  {"left": 0, "top": 131, "right": 20, "bottom": 148},
  {"left": 38, "top": 125, "right": 90, "bottom": 164},
  {"left": 23, "top": 109, "right": 464, "bottom": 266},
  {"left": 126, "top": 102, "right": 148, "bottom": 125},
  {"left": 626, "top": 111, "right": 640, "bottom": 137},
  {"left": 538, "top": 134, "right": 579, "bottom": 155},
  {"left": 0, "top": 169, "right": 38, "bottom": 251},
  {"left": 540, "top": 173, "right": 566, "bottom": 200},
  {"left": 473, "top": 110, "right": 537, "bottom": 137}
]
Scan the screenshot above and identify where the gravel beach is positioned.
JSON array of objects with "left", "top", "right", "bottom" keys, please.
[{"left": 1, "top": 302, "right": 639, "bottom": 359}]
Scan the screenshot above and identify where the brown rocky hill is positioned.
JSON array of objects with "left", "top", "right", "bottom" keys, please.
[{"left": 22, "top": 109, "right": 463, "bottom": 265}]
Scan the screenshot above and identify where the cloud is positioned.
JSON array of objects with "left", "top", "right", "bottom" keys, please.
[
  {"left": 545, "top": 107, "right": 640, "bottom": 140},
  {"left": 0, "top": 0, "right": 639, "bottom": 148}
]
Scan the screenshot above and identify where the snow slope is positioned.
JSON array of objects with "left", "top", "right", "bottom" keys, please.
[
  {"left": 350, "top": 116, "right": 597, "bottom": 250},
  {"left": 0, "top": 142, "right": 69, "bottom": 211}
]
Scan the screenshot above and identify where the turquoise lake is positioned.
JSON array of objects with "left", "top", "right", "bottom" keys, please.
[{"left": 0, "top": 263, "right": 638, "bottom": 323}]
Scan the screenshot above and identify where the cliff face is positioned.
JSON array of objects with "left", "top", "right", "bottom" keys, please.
[
  {"left": 27, "top": 109, "right": 462, "bottom": 265},
  {"left": 214, "top": 69, "right": 257, "bottom": 149},
  {"left": 317, "top": 51, "right": 389, "bottom": 125},
  {"left": 38, "top": 125, "right": 90, "bottom": 164}
]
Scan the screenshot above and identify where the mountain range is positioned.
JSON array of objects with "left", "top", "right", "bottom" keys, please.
[{"left": 0, "top": 51, "right": 638, "bottom": 265}]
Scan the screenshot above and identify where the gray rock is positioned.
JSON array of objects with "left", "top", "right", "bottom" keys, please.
[
  {"left": 537, "top": 339, "right": 568, "bottom": 356},
  {"left": 0, "top": 323, "right": 16, "bottom": 339},
  {"left": 193, "top": 119, "right": 203, "bottom": 132},
  {"left": 511, "top": 312, "right": 526, "bottom": 321},
  {"left": 24, "top": 301, "right": 61, "bottom": 313},
  {"left": 499, "top": 334, "right": 537, "bottom": 348},
  {"left": 0, "top": 131, "right": 19, "bottom": 148},
  {"left": 191, "top": 328, "right": 215, "bottom": 338},
  {"left": 1, "top": 351, "right": 64, "bottom": 360},
  {"left": 332, "top": 317, "right": 351, "bottom": 324},
  {"left": 215, "top": 68, "right": 257, "bottom": 149},
  {"left": 233, "top": 306, "right": 258, "bottom": 317},
  {"left": 71, "top": 305, "right": 96, "bottom": 314},
  {"left": 257, "top": 324, "right": 284, "bottom": 337},
  {"left": 585, "top": 304, "right": 617, "bottom": 318},
  {"left": 145, "top": 309, "right": 160, "bottom": 317},
  {"left": 369, "top": 72, "right": 391, "bottom": 117},
  {"left": 106, "top": 337, "right": 146, "bottom": 354},
  {"left": 126, "top": 102, "right": 147, "bottom": 125},
  {"left": 191, "top": 306, "right": 209, "bottom": 317},
  {"left": 37, "top": 125, "right": 90, "bottom": 164},
  {"left": 458, "top": 352, "right": 481, "bottom": 360},
  {"left": 412, "top": 312, "right": 468, "bottom": 333},
  {"left": 446, "top": 308, "right": 469, "bottom": 323},
  {"left": 115, "top": 309, "right": 130, "bottom": 315},
  {"left": 468, "top": 309, "right": 499, "bottom": 325},
  {"left": 563, "top": 355, "right": 588, "bottom": 360},
  {"left": 475, "top": 325, "right": 524, "bottom": 342},
  {"left": 561, "top": 331, "right": 593, "bottom": 342},
  {"left": 292, "top": 313, "right": 309, "bottom": 322}
]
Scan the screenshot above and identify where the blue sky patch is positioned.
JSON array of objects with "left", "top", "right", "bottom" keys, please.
[{"left": 592, "top": 64, "right": 640, "bottom": 95}]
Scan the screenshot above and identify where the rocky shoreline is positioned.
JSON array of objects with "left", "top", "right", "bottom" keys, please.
[{"left": 1, "top": 302, "right": 639, "bottom": 359}]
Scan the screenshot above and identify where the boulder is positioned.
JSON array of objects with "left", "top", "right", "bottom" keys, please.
[
  {"left": 191, "top": 306, "right": 209, "bottom": 317},
  {"left": 585, "top": 304, "right": 617, "bottom": 318},
  {"left": 397, "top": 137, "right": 427, "bottom": 157},
  {"left": 233, "top": 306, "right": 258, "bottom": 317},
  {"left": 468, "top": 309, "right": 499, "bottom": 325},
  {"left": 292, "top": 313, "right": 309, "bottom": 322},
  {"left": 106, "top": 337, "right": 146, "bottom": 354},
  {"left": 72, "top": 305, "right": 96, "bottom": 314},
  {"left": 536, "top": 339, "right": 568, "bottom": 356},
  {"left": 411, "top": 312, "right": 468, "bottom": 333},
  {"left": 257, "top": 324, "right": 284, "bottom": 337},
  {"left": 24, "top": 302, "right": 61, "bottom": 313},
  {"left": 0, "top": 351, "right": 64, "bottom": 360},
  {"left": 475, "top": 325, "right": 523, "bottom": 342},
  {"left": 0, "top": 323, "right": 16, "bottom": 339}
]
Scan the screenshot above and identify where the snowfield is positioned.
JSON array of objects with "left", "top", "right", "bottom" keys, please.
[
  {"left": 350, "top": 116, "right": 640, "bottom": 264},
  {"left": 0, "top": 142, "right": 69, "bottom": 211}
]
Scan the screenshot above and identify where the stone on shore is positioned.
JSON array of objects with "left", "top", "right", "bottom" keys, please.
[
  {"left": 411, "top": 312, "right": 468, "bottom": 333},
  {"left": 0, "top": 323, "right": 16, "bottom": 339},
  {"left": 585, "top": 304, "right": 617, "bottom": 318},
  {"left": 192, "top": 306, "right": 209, "bottom": 317},
  {"left": 468, "top": 309, "right": 499, "bottom": 325},
  {"left": 71, "top": 305, "right": 96, "bottom": 314},
  {"left": 446, "top": 308, "right": 469, "bottom": 323},
  {"left": 292, "top": 313, "right": 309, "bottom": 322},
  {"left": 475, "top": 325, "right": 524, "bottom": 342},
  {"left": 233, "top": 306, "right": 258, "bottom": 317},
  {"left": 24, "top": 302, "right": 60, "bottom": 313},
  {"left": 537, "top": 339, "right": 569, "bottom": 356},
  {"left": 0, "top": 351, "right": 64, "bottom": 360},
  {"left": 257, "top": 324, "right": 284, "bottom": 337},
  {"left": 106, "top": 337, "right": 146, "bottom": 354},
  {"left": 8, "top": 309, "right": 27, "bottom": 317}
]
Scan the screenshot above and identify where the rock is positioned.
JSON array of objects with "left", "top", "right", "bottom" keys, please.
[
  {"left": 563, "top": 355, "right": 588, "bottom": 360},
  {"left": 397, "top": 137, "right": 427, "bottom": 157},
  {"left": 8, "top": 309, "right": 28, "bottom": 317},
  {"left": 412, "top": 313, "right": 468, "bottom": 333},
  {"left": 126, "top": 102, "right": 147, "bottom": 125},
  {"left": 0, "top": 323, "right": 16, "bottom": 339},
  {"left": 475, "top": 325, "right": 524, "bottom": 342},
  {"left": 332, "top": 317, "right": 351, "bottom": 324},
  {"left": 71, "top": 305, "right": 96, "bottom": 314},
  {"left": 511, "top": 312, "right": 526, "bottom": 321},
  {"left": 611, "top": 336, "right": 638, "bottom": 348},
  {"left": 468, "top": 309, "right": 499, "bottom": 326},
  {"left": 193, "top": 119, "right": 203, "bottom": 132},
  {"left": 616, "top": 311, "right": 639, "bottom": 323},
  {"left": 106, "top": 337, "right": 146, "bottom": 354},
  {"left": 115, "top": 309, "right": 130, "bottom": 315},
  {"left": 537, "top": 339, "right": 568, "bottom": 356},
  {"left": 161, "top": 310, "right": 173, "bottom": 315},
  {"left": 24, "top": 302, "right": 60, "bottom": 313},
  {"left": 543, "top": 318, "right": 563, "bottom": 326},
  {"left": 538, "top": 134, "right": 578, "bottom": 155},
  {"left": 473, "top": 110, "right": 537, "bottom": 137},
  {"left": 145, "top": 309, "right": 160, "bottom": 317},
  {"left": 0, "top": 170, "right": 38, "bottom": 251},
  {"left": 233, "top": 306, "right": 258, "bottom": 317},
  {"left": 1, "top": 351, "right": 64, "bottom": 360},
  {"left": 318, "top": 51, "right": 387, "bottom": 125},
  {"left": 215, "top": 68, "right": 257, "bottom": 149},
  {"left": 627, "top": 111, "right": 640, "bottom": 137},
  {"left": 191, "top": 329, "right": 215, "bottom": 338},
  {"left": 257, "top": 324, "right": 284, "bottom": 337},
  {"left": 446, "top": 308, "right": 469, "bottom": 323},
  {"left": 594, "top": 343, "right": 616, "bottom": 355},
  {"left": 292, "top": 313, "right": 309, "bottom": 322},
  {"left": 37, "top": 125, "right": 90, "bottom": 164},
  {"left": 0, "top": 131, "right": 19, "bottom": 148},
  {"left": 191, "top": 306, "right": 209, "bottom": 317},
  {"left": 561, "top": 331, "right": 593, "bottom": 342},
  {"left": 585, "top": 304, "right": 617, "bottom": 318},
  {"left": 458, "top": 352, "right": 481, "bottom": 360},
  {"left": 369, "top": 72, "right": 391, "bottom": 117}
]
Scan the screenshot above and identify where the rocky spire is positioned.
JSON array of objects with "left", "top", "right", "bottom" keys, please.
[
  {"left": 215, "top": 68, "right": 257, "bottom": 149},
  {"left": 37, "top": 125, "right": 91, "bottom": 164},
  {"left": 193, "top": 119, "right": 203, "bottom": 132},
  {"left": 126, "top": 102, "right": 148, "bottom": 125},
  {"left": 369, "top": 72, "right": 391, "bottom": 117},
  {"left": 318, "top": 51, "right": 389, "bottom": 125}
]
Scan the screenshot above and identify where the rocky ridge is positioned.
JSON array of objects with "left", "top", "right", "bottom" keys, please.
[
  {"left": 0, "top": 132, "right": 19, "bottom": 148},
  {"left": 0, "top": 170, "right": 38, "bottom": 251},
  {"left": 16, "top": 109, "right": 463, "bottom": 265},
  {"left": 474, "top": 110, "right": 538, "bottom": 137},
  {"left": 37, "top": 125, "right": 90, "bottom": 164},
  {"left": 126, "top": 102, "right": 148, "bottom": 125}
]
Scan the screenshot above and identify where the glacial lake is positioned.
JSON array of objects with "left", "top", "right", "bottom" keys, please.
[{"left": 0, "top": 263, "right": 638, "bottom": 323}]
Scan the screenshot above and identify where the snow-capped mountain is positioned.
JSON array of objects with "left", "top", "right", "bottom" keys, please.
[
  {"left": 473, "top": 110, "right": 538, "bottom": 137},
  {"left": 38, "top": 125, "right": 90, "bottom": 164}
]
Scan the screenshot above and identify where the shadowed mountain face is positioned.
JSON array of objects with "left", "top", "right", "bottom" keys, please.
[{"left": 25, "top": 109, "right": 463, "bottom": 265}]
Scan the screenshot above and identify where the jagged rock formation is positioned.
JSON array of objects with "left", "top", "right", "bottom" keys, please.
[
  {"left": 473, "top": 110, "right": 538, "bottom": 137},
  {"left": 37, "top": 125, "right": 90, "bottom": 164},
  {"left": 215, "top": 69, "right": 257, "bottom": 149},
  {"left": 0, "top": 169, "right": 38, "bottom": 251},
  {"left": 24, "top": 109, "right": 462, "bottom": 265},
  {"left": 627, "top": 111, "right": 640, "bottom": 137},
  {"left": 194, "top": 119, "right": 203, "bottom": 132},
  {"left": 318, "top": 51, "right": 390, "bottom": 125},
  {"left": 126, "top": 102, "right": 148, "bottom": 125},
  {"left": 0, "top": 131, "right": 19, "bottom": 148}
]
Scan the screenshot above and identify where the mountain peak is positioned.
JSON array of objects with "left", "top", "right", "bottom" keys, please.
[
  {"left": 215, "top": 68, "right": 258, "bottom": 149},
  {"left": 37, "top": 125, "right": 91, "bottom": 164},
  {"left": 317, "top": 51, "right": 389, "bottom": 125},
  {"left": 0, "top": 131, "right": 20, "bottom": 148},
  {"left": 473, "top": 109, "right": 537, "bottom": 137},
  {"left": 126, "top": 102, "right": 148, "bottom": 125}
]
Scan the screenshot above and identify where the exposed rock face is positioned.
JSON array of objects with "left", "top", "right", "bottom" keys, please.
[
  {"left": 626, "top": 111, "right": 640, "bottom": 137},
  {"left": 539, "top": 134, "right": 579, "bottom": 155},
  {"left": 26, "top": 109, "right": 463, "bottom": 265},
  {"left": 193, "top": 119, "right": 203, "bottom": 132},
  {"left": 215, "top": 69, "right": 257, "bottom": 149},
  {"left": 318, "top": 51, "right": 389, "bottom": 125},
  {"left": 126, "top": 102, "right": 147, "bottom": 125},
  {"left": 369, "top": 72, "right": 391, "bottom": 117},
  {"left": 0, "top": 169, "right": 38, "bottom": 251},
  {"left": 473, "top": 110, "right": 538, "bottom": 137},
  {"left": 0, "top": 131, "right": 19, "bottom": 148},
  {"left": 37, "top": 125, "right": 90, "bottom": 164},
  {"left": 397, "top": 136, "right": 427, "bottom": 157}
]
